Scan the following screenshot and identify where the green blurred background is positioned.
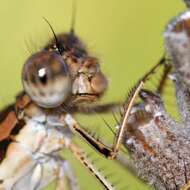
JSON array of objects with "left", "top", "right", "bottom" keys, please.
[{"left": 0, "top": 0, "right": 186, "bottom": 189}]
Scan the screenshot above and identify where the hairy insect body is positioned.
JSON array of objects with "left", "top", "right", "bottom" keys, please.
[
  {"left": 125, "top": 89, "right": 190, "bottom": 190},
  {"left": 122, "top": 9, "right": 190, "bottom": 190}
]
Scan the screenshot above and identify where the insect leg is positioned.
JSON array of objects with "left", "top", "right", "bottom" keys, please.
[
  {"left": 65, "top": 57, "right": 165, "bottom": 159},
  {"left": 68, "top": 142, "right": 115, "bottom": 190},
  {"left": 65, "top": 114, "right": 113, "bottom": 157},
  {"left": 30, "top": 164, "right": 43, "bottom": 190},
  {"left": 69, "top": 102, "right": 121, "bottom": 114},
  {"left": 110, "top": 56, "right": 166, "bottom": 157},
  {"left": 156, "top": 62, "right": 172, "bottom": 94},
  {"left": 55, "top": 157, "right": 79, "bottom": 190}
]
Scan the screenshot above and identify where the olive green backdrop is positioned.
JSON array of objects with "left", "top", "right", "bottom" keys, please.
[{"left": 0, "top": 0, "right": 185, "bottom": 189}]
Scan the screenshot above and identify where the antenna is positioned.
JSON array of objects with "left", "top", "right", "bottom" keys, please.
[
  {"left": 70, "top": 0, "right": 77, "bottom": 34},
  {"left": 43, "top": 17, "right": 63, "bottom": 54}
]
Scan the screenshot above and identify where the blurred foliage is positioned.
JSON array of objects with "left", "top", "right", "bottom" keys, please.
[{"left": 0, "top": 0, "right": 186, "bottom": 189}]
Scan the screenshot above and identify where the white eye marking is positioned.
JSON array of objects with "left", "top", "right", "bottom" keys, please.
[{"left": 38, "top": 68, "right": 46, "bottom": 77}]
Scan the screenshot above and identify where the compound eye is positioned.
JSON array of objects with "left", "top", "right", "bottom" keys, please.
[{"left": 22, "top": 51, "right": 71, "bottom": 108}]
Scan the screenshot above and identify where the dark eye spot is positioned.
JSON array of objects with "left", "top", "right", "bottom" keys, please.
[{"left": 39, "top": 74, "right": 47, "bottom": 84}]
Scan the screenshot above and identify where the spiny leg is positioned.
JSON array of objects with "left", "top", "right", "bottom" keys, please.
[
  {"left": 103, "top": 55, "right": 167, "bottom": 157},
  {"left": 66, "top": 112, "right": 139, "bottom": 175},
  {"left": 112, "top": 55, "right": 173, "bottom": 156},
  {"left": 62, "top": 53, "right": 170, "bottom": 125},
  {"left": 64, "top": 56, "right": 169, "bottom": 115},
  {"left": 65, "top": 113, "right": 113, "bottom": 157},
  {"left": 68, "top": 142, "right": 115, "bottom": 190},
  {"left": 65, "top": 56, "right": 165, "bottom": 159},
  {"left": 156, "top": 61, "right": 172, "bottom": 94},
  {"left": 112, "top": 81, "right": 144, "bottom": 156}
]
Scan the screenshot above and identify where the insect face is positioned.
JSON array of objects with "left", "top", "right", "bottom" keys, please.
[
  {"left": 118, "top": 6, "right": 190, "bottom": 190},
  {"left": 22, "top": 51, "right": 71, "bottom": 108},
  {"left": 71, "top": 56, "right": 108, "bottom": 103},
  {"left": 45, "top": 33, "right": 108, "bottom": 104}
]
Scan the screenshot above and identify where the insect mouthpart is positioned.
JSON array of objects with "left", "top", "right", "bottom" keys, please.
[
  {"left": 70, "top": 57, "right": 108, "bottom": 103},
  {"left": 22, "top": 51, "right": 71, "bottom": 108}
]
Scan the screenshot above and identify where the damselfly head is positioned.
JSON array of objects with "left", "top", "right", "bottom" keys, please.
[
  {"left": 22, "top": 51, "right": 71, "bottom": 108},
  {"left": 71, "top": 56, "right": 108, "bottom": 103},
  {"left": 164, "top": 10, "right": 190, "bottom": 87},
  {"left": 45, "top": 32, "right": 108, "bottom": 103}
]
